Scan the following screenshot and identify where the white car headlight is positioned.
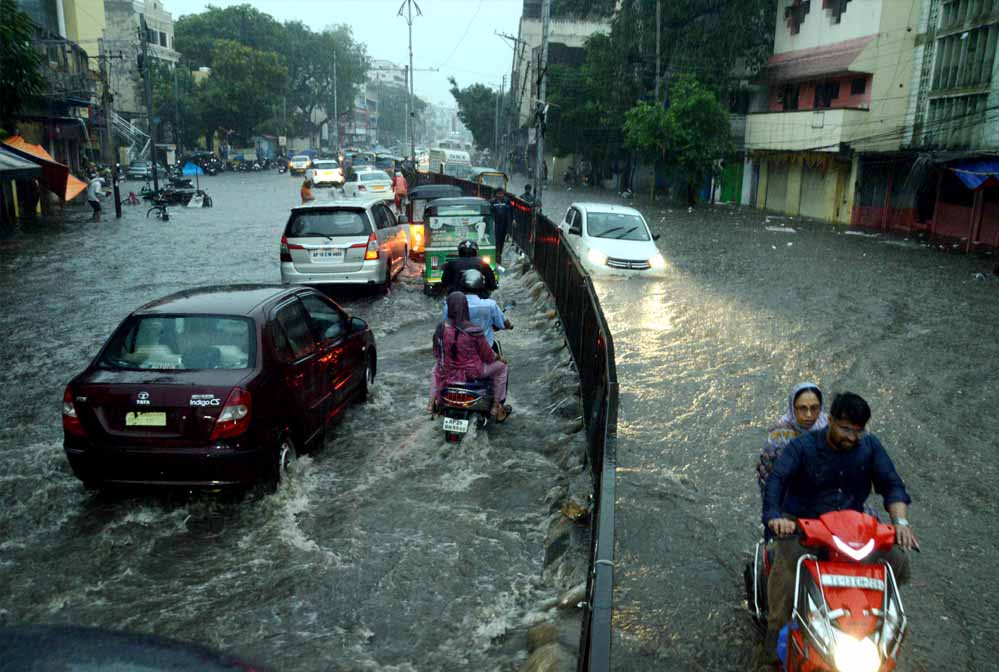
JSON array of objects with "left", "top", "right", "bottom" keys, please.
[
  {"left": 833, "top": 634, "right": 880, "bottom": 672},
  {"left": 586, "top": 248, "right": 608, "bottom": 266},
  {"left": 649, "top": 253, "right": 666, "bottom": 269}
]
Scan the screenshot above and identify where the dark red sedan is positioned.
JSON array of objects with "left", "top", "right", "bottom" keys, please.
[{"left": 63, "top": 284, "right": 376, "bottom": 491}]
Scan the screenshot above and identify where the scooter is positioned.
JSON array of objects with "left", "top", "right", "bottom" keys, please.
[
  {"left": 435, "top": 340, "right": 508, "bottom": 443},
  {"left": 744, "top": 510, "right": 908, "bottom": 672}
]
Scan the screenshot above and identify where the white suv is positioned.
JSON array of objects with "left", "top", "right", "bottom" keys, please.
[{"left": 280, "top": 198, "right": 409, "bottom": 291}]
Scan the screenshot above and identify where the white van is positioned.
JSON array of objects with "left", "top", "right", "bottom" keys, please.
[{"left": 428, "top": 148, "right": 471, "bottom": 180}]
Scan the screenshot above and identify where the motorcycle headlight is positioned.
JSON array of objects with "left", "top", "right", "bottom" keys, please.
[
  {"left": 833, "top": 634, "right": 880, "bottom": 672},
  {"left": 587, "top": 248, "right": 608, "bottom": 266}
]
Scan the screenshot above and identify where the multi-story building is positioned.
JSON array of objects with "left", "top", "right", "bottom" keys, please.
[
  {"left": 104, "top": 0, "right": 180, "bottom": 119},
  {"left": 13, "top": 0, "right": 97, "bottom": 174},
  {"left": 368, "top": 59, "right": 408, "bottom": 88},
  {"left": 511, "top": 1, "right": 612, "bottom": 127},
  {"left": 745, "top": 0, "right": 921, "bottom": 224},
  {"left": 850, "top": 0, "right": 999, "bottom": 248}
]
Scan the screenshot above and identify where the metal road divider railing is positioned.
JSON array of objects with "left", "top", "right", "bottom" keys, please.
[{"left": 407, "top": 171, "right": 618, "bottom": 671}]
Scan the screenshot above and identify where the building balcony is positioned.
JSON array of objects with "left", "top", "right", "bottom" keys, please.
[
  {"left": 33, "top": 38, "right": 96, "bottom": 105},
  {"left": 745, "top": 108, "right": 871, "bottom": 153}
]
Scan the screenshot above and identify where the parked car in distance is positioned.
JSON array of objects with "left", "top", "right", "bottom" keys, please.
[
  {"left": 125, "top": 160, "right": 167, "bottom": 181},
  {"left": 310, "top": 159, "right": 343, "bottom": 187},
  {"left": 343, "top": 169, "right": 394, "bottom": 201},
  {"left": 280, "top": 199, "right": 409, "bottom": 291},
  {"left": 289, "top": 155, "right": 312, "bottom": 175},
  {"left": 557, "top": 203, "right": 666, "bottom": 276},
  {"left": 62, "top": 284, "right": 376, "bottom": 492}
]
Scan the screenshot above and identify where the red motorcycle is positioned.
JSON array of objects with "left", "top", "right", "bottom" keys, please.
[{"left": 745, "top": 510, "right": 908, "bottom": 672}]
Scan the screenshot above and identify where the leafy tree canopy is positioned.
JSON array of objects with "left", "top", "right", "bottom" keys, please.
[
  {"left": 0, "top": 0, "right": 43, "bottom": 137},
  {"left": 448, "top": 77, "right": 498, "bottom": 152},
  {"left": 373, "top": 83, "right": 427, "bottom": 147}
]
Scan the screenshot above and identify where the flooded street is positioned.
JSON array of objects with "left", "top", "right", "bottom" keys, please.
[
  {"left": 538, "top": 185, "right": 999, "bottom": 671},
  {"left": 0, "top": 173, "right": 578, "bottom": 671}
]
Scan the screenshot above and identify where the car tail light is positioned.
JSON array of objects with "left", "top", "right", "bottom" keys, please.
[
  {"left": 280, "top": 235, "right": 304, "bottom": 263},
  {"left": 364, "top": 232, "right": 379, "bottom": 260},
  {"left": 210, "top": 388, "right": 252, "bottom": 440},
  {"left": 62, "top": 386, "right": 86, "bottom": 437},
  {"left": 358, "top": 184, "right": 367, "bottom": 191}
]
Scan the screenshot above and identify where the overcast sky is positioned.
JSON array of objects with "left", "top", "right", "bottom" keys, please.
[{"left": 165, "top": 0, "right": 523, "bottom": 106}]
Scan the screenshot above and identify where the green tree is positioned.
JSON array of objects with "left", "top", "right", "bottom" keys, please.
[
  {"left": 197, "top": 39, "right": 287, "bottom": 144},
  {"left": 0, "top": 0, "right": 43, "bottom": 137},
  {"left": 448, "top": 77, "right": 498, "bottom": 152},
  {"left": 625, "top": 76, "right": 732, "bottom": 204},
  {"left": 151, "top": 60, "right": 202, "bottom": 152},
  {"left": 374, "top": 83, "right": 426, "bottom": 146}
]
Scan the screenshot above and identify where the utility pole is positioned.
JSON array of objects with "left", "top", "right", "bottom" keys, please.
[
  {"left": 140, "top": 16, "right": 159, "bottom": 193},
  {"left": 533, "top": 0, "right": 551, "bottom": 225},
  {"left": 404, "top": 65, "right": 410, "bottom": 151},
  {"left": 494, "top": 76, "right": 503, "bottom": 164},
  {"left": 98, "top": 38, "right": 122, "bottom": 218},
  {"left": 398, "top": 0, "right": 422, "bottom": 160},
  {"left": 655, "top": 0, "right": 661, "bottom": 101},
  {"left": 173, "top": 65, "right": 181, "bottom": 155},
  {"left": 332, "top": 48, "right": 339, "bottom": 152}
]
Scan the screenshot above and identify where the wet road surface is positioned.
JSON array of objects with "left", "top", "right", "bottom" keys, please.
[
  {"left": 536, "top": 183, "right": 999, "bottom": 671},
  {"left": 0, "top": 172, "right": 580, "bottom": 671}
]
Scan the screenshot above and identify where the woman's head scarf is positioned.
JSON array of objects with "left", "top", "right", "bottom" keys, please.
[{"left": 776, "top": 381, "right": 829, "bottom": 434}]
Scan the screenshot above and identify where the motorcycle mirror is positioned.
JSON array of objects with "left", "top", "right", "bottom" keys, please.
[{"left": 653, "top": 233, "right": 661, "bottom": 241}]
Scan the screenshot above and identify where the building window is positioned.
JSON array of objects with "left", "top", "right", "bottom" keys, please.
[
  {"left": 814, "top": 79, "right": 840, "bottom": 108},
  {"left": 850, "top": 76, "right": 866, "bottom": 95},
  {"left": 822, "top": 0, "right": 852, "bottom": 23},
  {"left": 932, "top": 23, "right": 998, "bottom": 92},
  {"left": 159, "top": 32, "right": 167, "bottom": 47},
  {"left": 785, "top": 0, "right": 811, "bottom": 35},
  {"left": 780, "top": 83, "right": 800, "bottom": 111}
]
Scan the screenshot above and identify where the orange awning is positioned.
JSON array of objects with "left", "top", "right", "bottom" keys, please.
[{"left": 2, "top": 136, "right": 88, "bottom": 201}]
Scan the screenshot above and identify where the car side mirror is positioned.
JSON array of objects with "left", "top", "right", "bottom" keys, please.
[
  {"left": 653, "top": 233, "right": 661, "bottom": 241},
  {"left": 350, "top": 317, "right": 367, "bottom": 332}
]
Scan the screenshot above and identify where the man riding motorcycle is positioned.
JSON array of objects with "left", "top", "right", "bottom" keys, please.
[
  {"left": 439, "top": 239, "right": 497, "bottom": 296},
  {"left": 761, "top": 392, "right": 918, "bottom": 664},
  {"left": 442, "top": 269, "right": 511, "bottom": 351}
]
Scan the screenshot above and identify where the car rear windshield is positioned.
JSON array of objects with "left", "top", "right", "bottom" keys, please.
[
  {"left": 586, "top": 213, "right": 651, "bottom": 241},
  {"left": 99, "top": 316, "right": 255, "bottom": 370},
  {"left": 360, "top": 172, "right": 390, "bottom": 182},
  {"left": 287, "top": 209, "right": 371, "bottom": 237},
  {"left": 313, "top": 160, "right": 339, "bottom": 169}
]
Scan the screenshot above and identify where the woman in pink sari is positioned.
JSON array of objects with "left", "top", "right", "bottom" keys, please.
[{"left": 429, "top": 292, "right": 509, "bottom": 421}]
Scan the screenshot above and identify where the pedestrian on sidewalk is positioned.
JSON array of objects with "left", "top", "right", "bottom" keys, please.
[
  {"left": 86, "top": 172, "right": 104, "bottom": 223},
  {"left": 490, "top": 187, "right": 513, "bottom": 272}
]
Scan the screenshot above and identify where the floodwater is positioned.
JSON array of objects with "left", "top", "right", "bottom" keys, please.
[
  {"left": 0, "top": 172, "right": 580, "bottom": 671},
  {"left": 538, "top": 184, "right": 999, "bottom": 671}
]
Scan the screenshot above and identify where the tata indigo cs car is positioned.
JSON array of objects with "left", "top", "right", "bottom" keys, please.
[{"left": 63, "top": 285, "right": 376, "bottom": 491}]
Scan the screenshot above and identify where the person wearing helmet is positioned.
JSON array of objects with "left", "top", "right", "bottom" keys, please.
[
  {"left": 441, "top": 269, "right": 512, "bottom": 350},
  {"left": 439, "top": 239, "right": 498, "bottom": 296}
]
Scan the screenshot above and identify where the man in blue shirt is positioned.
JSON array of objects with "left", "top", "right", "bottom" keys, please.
[
  {"left": 441, "top": 270, "right": 510, "bottom": 348},
  {"left": 762, "top": 392, "right": 918, "bottom": 658}
]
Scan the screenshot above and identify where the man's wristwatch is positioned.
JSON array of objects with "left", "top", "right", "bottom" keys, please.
[{"left": 892, "top": 517, "right": 910, "bottom": 527}]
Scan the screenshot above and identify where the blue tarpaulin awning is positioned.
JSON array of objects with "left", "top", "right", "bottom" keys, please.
[
  {"left": 181, "top": 162, "right": 204, "bottom": 176},
  {"left": 949, "top": 159, "right": 999, "bottom": 190}
]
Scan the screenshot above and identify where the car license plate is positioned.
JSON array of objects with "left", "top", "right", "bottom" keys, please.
[
  {"left": 125, "top": 411, "right": 166, "bottom": 427},
  {"left": 442, "top": 417, "right": 470, "bottom": 433},
  {"left": 372, "top": 185, "right": 385, "bottom": 191},
  {"left": 311, "top": 247, "right": 344, "bottom": 263}
]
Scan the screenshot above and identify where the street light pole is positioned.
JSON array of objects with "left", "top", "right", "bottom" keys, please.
[
  {"left": 533, "top": 0, "right": 551, "bottom": 225},
  {"left": 398, "top": 0, "right": 422, "bottom": 159},
  {"left": 140, "top": 16, "right": 159, "bottom": 193},
  {"left": 332, "top": 48, "right": 339, "bottom": 152}
]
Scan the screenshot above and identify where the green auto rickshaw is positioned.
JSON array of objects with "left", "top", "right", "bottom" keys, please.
[
  {"left": 406, "top": 184, "right": 463, "bottom": 258},
  {"left": 422, "top": 197, "right": 496, "bottom": 295}
]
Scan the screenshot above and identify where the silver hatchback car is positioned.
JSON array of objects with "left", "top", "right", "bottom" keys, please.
[{"left": 280, "top": 198, "right": 409, "bottom": 290}]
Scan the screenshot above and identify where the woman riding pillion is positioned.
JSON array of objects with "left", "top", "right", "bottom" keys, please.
[
  {"left": 756, "top": 382, "right": 828, "bottom": 496},
  {"left": 429, "top": 292, "right": 509, "bottom": 422}
]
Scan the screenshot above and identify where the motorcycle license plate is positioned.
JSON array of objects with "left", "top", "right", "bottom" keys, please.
[{"left": 442, "top": 417, "right": 470, "bottom": 434}]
